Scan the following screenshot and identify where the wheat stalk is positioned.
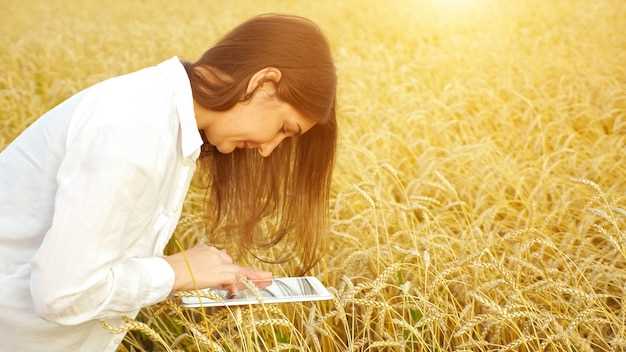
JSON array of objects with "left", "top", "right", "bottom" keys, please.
[
  {"left": 247, "top": 318, "right": 294, "bottom": 329},
  {"left": 345, "top": 338, "right": 367, "bottom": 352},
  {"left": 269, "top": 343, "right": 305, "bottom": 351},
  {"left": 173, "top": 288, "right": 225, "bottom": 301},
  {"left": 345, "top": 298, "right": 392, "bottom": 309},
  {"left": 184, "top": 321, "right": 226, "bottom": 352},
  {"left": 100, "top": 316, "right": 173, "bottom": 352},
  {"left": 366, "top": 340, "right": 405, "bottom": 350}
]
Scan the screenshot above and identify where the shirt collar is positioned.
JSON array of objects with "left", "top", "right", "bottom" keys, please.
[{"left": 157, "top": 56, "right": 204, "bottom": 160}]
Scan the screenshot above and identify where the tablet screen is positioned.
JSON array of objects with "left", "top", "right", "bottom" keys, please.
[{"left": 180, "top": 276, "right": 333, "bottom": 307}]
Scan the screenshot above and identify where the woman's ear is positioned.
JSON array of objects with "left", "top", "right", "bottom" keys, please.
[{"left": 245, "top": 67, "right": 282, "bottom": 98}]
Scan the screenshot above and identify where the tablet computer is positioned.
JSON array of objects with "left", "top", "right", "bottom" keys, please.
[{"left": 180, "top": 276, "right": 334, "bottom": 308}]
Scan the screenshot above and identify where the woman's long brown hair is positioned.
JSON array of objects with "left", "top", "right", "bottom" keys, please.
[{"left": 180, "top": 13, "right": 337, "bottom": 276}]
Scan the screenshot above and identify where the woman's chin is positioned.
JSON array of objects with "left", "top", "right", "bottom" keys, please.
[{"left": 217, "top": 144, "right": 237, "bottom": 154}]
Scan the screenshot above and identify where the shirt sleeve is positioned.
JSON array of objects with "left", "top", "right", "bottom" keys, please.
[{"left": 29, "top": 92, "right": 175, "bottom": 326}]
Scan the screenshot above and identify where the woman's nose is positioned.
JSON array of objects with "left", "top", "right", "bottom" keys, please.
[{"left": 258, "top": 142, "right": 277, "bottom": 157}]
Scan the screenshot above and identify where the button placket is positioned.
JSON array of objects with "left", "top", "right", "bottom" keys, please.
[
  {"left": 152, "top": 204, "right": 171, "bottom": 255},
  {"left": 152, "top": 159, "right": 195, "bottom": 255},
  {"left": 168, "top": 166, "right": 190, "bottom": 216}
]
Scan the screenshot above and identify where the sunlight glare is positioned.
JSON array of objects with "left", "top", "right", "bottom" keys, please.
[{"left": 429, "top": 0, "right": 496, "bottom": 23}]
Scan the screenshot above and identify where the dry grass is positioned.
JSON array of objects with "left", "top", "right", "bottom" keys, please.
[{"left": 2, "top": 0, "right": 625, "bottom": 351}]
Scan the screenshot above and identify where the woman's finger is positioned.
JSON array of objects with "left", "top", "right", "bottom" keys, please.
[
  {"left": 237, "top": 267, "right": 273, "bottom": 289},
  {"left": 240, "top": 266, "right": 273, "bottom": 279},
  {"left": 214, "top": 270, "right": 242, "bottom": 294},
  {"left": 213, "top": 264, "right": 272, "bottom": 292}
]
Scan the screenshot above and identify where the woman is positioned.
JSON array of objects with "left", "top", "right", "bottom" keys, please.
[{"left": 0, "top": 13, "right": 337, "bottom": 351}]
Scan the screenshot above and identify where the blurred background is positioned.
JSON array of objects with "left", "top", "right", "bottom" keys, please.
[{"left": 1, "top": 0, "right": 625, "bottom": 351}]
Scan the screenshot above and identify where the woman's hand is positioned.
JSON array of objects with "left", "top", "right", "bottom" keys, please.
[{"left": 163, "top": 242, "right": 273, "bottom": 295}]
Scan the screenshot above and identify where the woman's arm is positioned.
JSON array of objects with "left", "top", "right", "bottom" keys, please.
[{"left": 29, "top": 114, "right": 173, "bottom": 326}]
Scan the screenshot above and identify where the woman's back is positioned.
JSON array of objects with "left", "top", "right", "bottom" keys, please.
[
  {"left": 0, "top": 87, "right": 98, "bottom": 350},
  {"left": 0, "top": 56, "right": 201, "bottom": 351},
  {"left": 0, "top": 86, "right": 88, "bottom": 271}
]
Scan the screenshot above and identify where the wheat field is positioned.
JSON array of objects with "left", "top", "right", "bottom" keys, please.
[{"left": 1, "top": 0, "right": 625, "bottom": 351}]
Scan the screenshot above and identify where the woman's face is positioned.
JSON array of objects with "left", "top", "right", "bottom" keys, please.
[{"left": 197, "top": 68, "right": 316, "bottom": 157}]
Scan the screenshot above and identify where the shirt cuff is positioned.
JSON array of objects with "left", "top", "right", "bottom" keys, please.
[{"left": 138, "top": 256, "right": 176, "bottom": 305}]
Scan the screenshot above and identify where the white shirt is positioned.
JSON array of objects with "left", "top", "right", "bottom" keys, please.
[{"left": 0, "top": 56, "right": 204, "bottom": 351}]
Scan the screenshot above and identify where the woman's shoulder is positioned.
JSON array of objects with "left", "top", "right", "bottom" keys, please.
[
  {"left": 63, "top": 65, "right": 178, "bottom": 169},
  {"left": 66, "top": 66, "right": 176, "bottom": 142}
]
